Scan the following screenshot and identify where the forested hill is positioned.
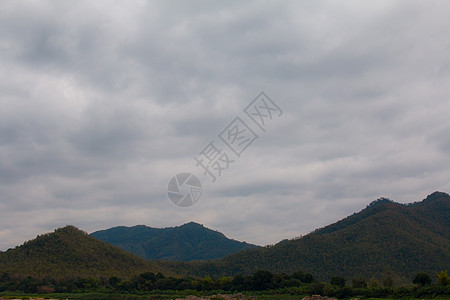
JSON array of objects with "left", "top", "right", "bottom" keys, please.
[
  {"left": 1, "top": 192, "right": 448, "bottom": 282},
  {"left": 0, "top": 226, "right": 170, "bottom": 279},
  {"left": 91, "top": 222, "right": 257, "bottom": 261},
  {"left": 170, "top": 192, "right": 450, "bottom": 282}
]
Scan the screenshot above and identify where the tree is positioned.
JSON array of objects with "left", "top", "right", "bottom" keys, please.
[
  {"left": 199, "top": 276, "right": 215, "bottom": 290},
  {"left": 335, "top": 287, "right": 352, "bottom": 299},
  {"left": 382, "top": 273, "right": 393, "bottom": 287},
  {"left": 307, "top": 282, "right": 325, "bottom": 295},
  {"left": 413, "top": 273, "right": 431, "bottom": 286},
  {"left": 0, "top": 272, "right": 10, "bottom": 282},
  {"left": 293, "top": 271, "right": 314, "bottom": 283},
  {"left": 369, "top": 277, "right": 379, "bottom": 288},
  {"left": 251, "top": 270, "right": 273, "bottom": 291},
  {"left": 217, "top": 276, "right": 233, "bottom": 290},
  {"left": 351, "top": 277, "right": 367, "bottom": 288},
  {"left": 233, "top": 274, "right": 244, "bottom": 283},
  {"left": 330, "top": 276, "right": 346, "bottom": 287},
  {"left": 437, "top": 270, "right": 450, "bottom": 286},
  {"left": 18, "top": 276, "right": 38, "bottom": 293},
  {"left": 108, "top": 276, "right": 121, "bottom": 289},
  {"left": 139, "top": 272, "right": 156, "bottom": 282}
]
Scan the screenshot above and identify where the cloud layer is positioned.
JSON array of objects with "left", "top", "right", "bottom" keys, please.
[{"left": 1, "top": 0, "right": 450, "bottom": 250}]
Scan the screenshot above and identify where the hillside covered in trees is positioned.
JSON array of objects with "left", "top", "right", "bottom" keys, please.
[
  {"left": 166, "top": 192, "right": 450, "bottom": 282},
  {"left": 0, "top": 192, "right": 448, "bottom": 284},
  {"left": 0, "top": 226, "right": 171, "bottom": 279},
  {"left": 91, "top": 222, "right": 257, "bottom": 261}
]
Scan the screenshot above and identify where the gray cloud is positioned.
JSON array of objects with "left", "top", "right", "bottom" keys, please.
[{"left": 1, "top": 0, "right": 450, "bottom": 249}]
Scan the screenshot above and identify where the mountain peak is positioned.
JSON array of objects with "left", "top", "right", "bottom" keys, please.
[
  {"left": 407, "top": 191, "right": 450, "bottom": 209},
  {"left": 91, "top": 222, "right": 257, "bottom": 261},
  {"left": 181, "top": 221, "right": 204, "bottom": 227},
  {"left": 360, "top": 197, "right": 400, "bottom": 216},
  {"left": 423, "top": 191, "right": 450, "bottom": 202},
  {"left": 54, "top": 225, "right": 86, "bottom": 235},
  {"left": 367, "top": 197, "right": 394, "bottom": 208}
]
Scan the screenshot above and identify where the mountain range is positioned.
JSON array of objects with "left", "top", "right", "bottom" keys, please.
[
  {"left": 90, "top": 222, "right": 257, "bottom": 261},
  {"left": 0, "top": 191, "right": 448, "bottom": 282},
  {"left": 174, "top": 191, "right": 449, "bottom": 281}
]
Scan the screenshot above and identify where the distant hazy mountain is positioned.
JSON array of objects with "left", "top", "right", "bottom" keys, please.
[
  {"left": 176, "top": 192, "right": 450, "bottom": 282},
  {"left": 0, "top": 226, "right": 170, "bottom": 279},
  {"left": 91, "top": 222, "right": 257, "bottom": 261}
]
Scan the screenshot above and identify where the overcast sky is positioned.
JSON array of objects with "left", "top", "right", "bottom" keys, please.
[{"left": 1, "top": 0, "right": 450, "bottom": 251}]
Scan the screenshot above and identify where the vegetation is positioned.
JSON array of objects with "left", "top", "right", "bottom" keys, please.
[
  {"left": 437, "top": 270, "right": 450, "bottom": 286},
  {"left": 330, "top": 276, "right": 346, "bottom": 287},
  {"left": 0, "top": 226, "right": 171, "bottom": 279},
  {"left": 164, "top": 192, "right": 450, "bottom": 282},
  {"left": 413, "top": 273, "right": 432, "bottom": 286},
  {"left": 0, "top": 270, "right": 449, "bottom": 299},
  {"left": 0, "top": 192, "right": 448, "bottom": 288},
  {"left": 91, "top": 222, "right": 257, "bottom": 261}
]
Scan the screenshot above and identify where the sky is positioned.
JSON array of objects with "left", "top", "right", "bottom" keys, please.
[{"left": 1, "top": 0, "right": 450, "bottom": 251}]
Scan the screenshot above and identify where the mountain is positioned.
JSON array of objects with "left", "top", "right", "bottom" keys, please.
[
  {"left": 0, "top": 225, "right": 170, "bottom": 279},
  {"left": 173, "top": 192, "right": 450, "bottom": 282},
  {"left": 91, "top": 222, "right": 257, "bottom": 261},
  {"left": 1, "top": 192, "right": 448, "bottom": 282}
]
